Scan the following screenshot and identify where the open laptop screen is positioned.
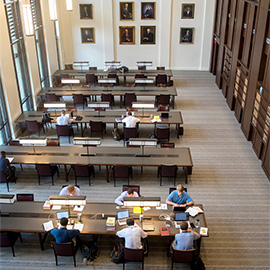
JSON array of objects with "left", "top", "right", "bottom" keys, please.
[
  {"left": 56, "top": 211, "right": 69, "bottom": 220},
  {"left": 117, "top": 210, "right": 129, "bottom": 220},
  {"left": 175, "top": 212, "right": 189, "bottom": 221}
]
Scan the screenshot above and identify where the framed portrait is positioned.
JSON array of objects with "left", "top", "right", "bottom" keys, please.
[
  {"left": 120, "top": 2, "right": 134, "bottom": 20},
  {"left": 119, "top": 26, "right": 135, "bottom": 44},
  {"left": 180, "top": 27, "right": 195, "bottom": 44},
  {"left": 181, "top": 4, "right": 195, "bottom": 19},
  {"left": 80, "top": 4, "right": 93, "bottom": 20},
  {"left": 81, "top": 28, "right": 95, "bottom": 44},
  {"left": 141, "top": 26, "right": 156, "bottom": 44},
  {"left": 141, "top": 2, "right": 155, "bottom": 20}
]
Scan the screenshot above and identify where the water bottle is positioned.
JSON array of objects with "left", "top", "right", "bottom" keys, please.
[{"left": 195, "top": 219, "right": 200, "bottom": 228}]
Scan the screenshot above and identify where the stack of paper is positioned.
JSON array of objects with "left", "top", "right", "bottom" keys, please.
[
  {"left": 74, "top": 223, "right": 84, "bottom": 232},
  {"left": 200, "top": 227, "right": 208, "bottom": 236},
  {"left": 106, "top": 217, "right": 116, "bottom": 231},
  {"left": 43, "top": 200, "right": 51, "bottom": 210},
  {"left": 42, "top": 220, "right": 54, "bottom": 232}
]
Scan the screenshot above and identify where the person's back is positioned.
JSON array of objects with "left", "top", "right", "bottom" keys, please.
[
  {"left": 122, "top": 112, "right": 140, "bottom": 128},
  {"left": 57, "top": 110, "right": 71, "bottom": 126}
]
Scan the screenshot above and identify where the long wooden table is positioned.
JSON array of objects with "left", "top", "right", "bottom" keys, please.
[
  {"left": 15, "top": 110, "right": 183, "bottom": 138},
  {"left": 1, "top": 145, "right": 193, "bottom": 182},
  {"left": 0, "top": 202, "right": 207, "bottom": 251},
  {"left": 38, "top": 86, "right": 177, "bottom": 108},
  {"left": 53, "top": 69, "right": 173, "bottom": 85}
]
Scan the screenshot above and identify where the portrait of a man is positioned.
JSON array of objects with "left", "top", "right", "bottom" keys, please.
[
  {"left": 141, "top": 2, "right": 155, "bottom": 20},
  {"left": 119, "top": 26, "right": 135, "bottom": 44},
  {"left": 141, "top": 26, "right": 155, "bottom": 44},
  {"left": 182, "top": 4, "right": 195, "bottom": 19},
  {"left": 80, "top": 4, "right": 93, "bottom": 20},
  {"left": 81, "top": 28, "right": 95, "bottom": 43},
  {"left": 180, "top": 28, "right": 194, "bottom": 44},
  {"left": 120, "top": 2, "right": 134, "bottom": 20}
]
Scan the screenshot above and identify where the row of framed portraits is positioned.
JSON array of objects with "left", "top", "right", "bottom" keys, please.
[
  {"left": 81, "top": 27, "right": 195, "bottom": 44},
  {"left": 79, "top": 3, "right": 195, "bottom": 20}
]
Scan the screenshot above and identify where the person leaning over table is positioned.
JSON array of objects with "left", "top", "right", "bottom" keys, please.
[
  {"left": 166, "top": 184, "right": 194, "bottom": 207},
  {"left": 51, "top": 217, "right": 80, "bottom": 245},
  {"left": 0, "top": 151, "right": 16, "bottom": 182},
  {"left": 56, "top": 110, "right": 72, "bottom": 125},
  {"left": 114, "top": 188, "right": 139, "bottom": 206},
  {"left": 59, "top": 185, "right": 82, "bottom": 196}
]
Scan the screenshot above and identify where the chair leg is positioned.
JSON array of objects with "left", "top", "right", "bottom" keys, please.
[
  {"left": 55, "top": 254, "right": 58, "bottom": 266},
  {"left": 127, "top": 176, "right": 130, "bottom": 186},
  {"left": 20, "top": 164, "right": 23, "bottom": 171},
  {"left": 52, "top": 176, "right": 54, "bottom": 186},
  {"left": 142, "top": 259, "right": 144, "bottom": 270},
  {"left": 38, "top": 175, "right": 41, "bottom": 185},
  {"left": 6, "top": 181, "right": 9, "bottom": 192},
  {"left": 160, "top": 175, "right": 162, "bottom": 186},
  {"left": 75, "top": 176, "right": 77, "bottom": 186},
  {"left": 11, "top": 245, "right": 15, "bottom": 257},
  {"left": 88, "top": 175, "right": 91, "bottom": 186},
  {"left": 113, "top": 175, "right": 116, "bottom": 187},
  {"left": 73, "top": 254, "right": 76, "bottom": 267},
  {"left": 123, "top": 260, "right": 125, "bottom": 270}
]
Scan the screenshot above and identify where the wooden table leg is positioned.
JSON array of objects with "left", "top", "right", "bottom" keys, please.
[
  {"left": 120, "top": 96, "right": 123, "bottom": 108},
  {"left": 172, "top": 96, "right": 175, "bottom": 109},
  {"left": 38, "top": 232, "right": 47, "bottom": 251},
  {"left": 64, "top": 165, "right": 68, "bottom": 182},
  {"left": 106, "top": 166, "right": 110, "bottom": 182},
  {"left": 80, "top": 123, "right": 84, "bottom": 137}
]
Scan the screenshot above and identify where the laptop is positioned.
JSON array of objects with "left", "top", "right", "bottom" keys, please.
[
  {"left": 56, "top": 211, "right": 69, "bottom": 220},
  {"left": 174, "top": 212, "right": 189, "bottom": 221},
  {"left": 173, "top": 206, "right": 186, "bottom": 212},
  {"left": 117, "top": 210, "right": 130, "bottom": 226},
  {"left": 161, "top": 113, "right": 169, "bottom": 119}
]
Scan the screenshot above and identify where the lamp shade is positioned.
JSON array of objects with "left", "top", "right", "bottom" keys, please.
[
  {"left": 44, "top": 102, "right": 66, "bottom": 108},
  {"left": 61, "top": 78, "right": 81, "bottom": 84},
  {"left": 87, "top": 102, "right": 110, "bottom": 108},
  {"left": 132, "top": 102, "right": 155, "bottom": 109},
  {"left": 73, "top": 137, "right": 101, "bottom": 146},
  {"left": 19, "top": 137, "right": 47, "bottom": 145}
]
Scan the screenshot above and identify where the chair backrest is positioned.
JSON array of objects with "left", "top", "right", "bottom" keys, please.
[
  {"left": 169, "top": 187, "right": 187, "bottom": 194},
  {"left": 36, "top": 164, "right": 52, "bottom": 176},
  {"left": 51, "top": 242, "right": 74, "bottom": 256},
  {"left": 124, "top": 247, "right": 144, "bottom": 262},
  {"left": 108, "top": 73, "right": 118, "bottom": 79},
  {"left": 73, "top": 165, "right": 90, "bottom": 177},
  {"left": 124, "top": 93, "right": 136, "bottom": 103},
  {"left": 26, "top": 120, "right": 39, "bottom": 132},
  {"left": 47, "top": 138, "right": 60, "bottom": 146},
  {"left": 9, "top": 140, "right": 22, "bottom": 146},
  {"left": 124, "top": 127, "right": 137, "bottom": 139},
  {"left": 160, "top": 165, "right": 177, "bottom": 177},
  {"left": 72, "top": 94, "right": 84, "bottom": 103},
  {"left": 90, "top": 121, "right": 103, "bottom": 132},
  {"left": 158, "top": 94, "right": 170, "bottom": 105},
  {"left": 37, "top": 107, "right": 48, "bottom": 112},
  {"left": 65, "top": 64, "right": 73, "bottom": 70},
  {"left": 16, "top": 193, "right": 34, "bottom": 201},
  {"left": 89, "top": 67, "right": 97, "bottom": 70},
  {"left": 0, "top": 171, "right": 8, "bottom": 184},
  {"left": 172, "top": 248, "right": 196, "bottom": 263},
  {"left": 94, "top": 108, "right": 106, "bottom": 111},
  {"left": 156, "top": 74, "right": 167, "bottom": 84},
  {"left": 56, "top": 125, "right": 70, "bottom": 136},
  {"left": 157, "top": 105, "right": 170, "bottom": 111},
  {"left": 157, "top": 66, "right": 165, "bottom": 70},
  {"left": 113, "top": 166, "right": 130, "bottom": 178},
  {"left": 60, "top": 74, "right": 70, "bottom": 78},
  {"left": 138, "top": 66, "right": 146, "bottom": 70},
  {"left": 161, "top": 143, "right": 175, "bottom": 148},
  {"left": 86, "top": 74, "right": 97, "bottom": 84},
  {"left": 156, "top": 127, "right": 170, "bottom": 140},
  {"left": 0, "top": 233, "right": 11, "bottom": 247},
  {"left": 45, "top": 93, "right": 58, "bottom": 102},
  {"left": 135, "top": 74, "right": 147, "bottom": 79},
  {"left": 101, "top": 93, "right": 113, "bottom": 102},
  {"left": 123, "top": 185, "right": 140, "bottom": 196}
]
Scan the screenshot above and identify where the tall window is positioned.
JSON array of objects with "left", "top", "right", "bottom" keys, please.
[
  {"left": 4, "top": 0, "right": 34, "bottom": 111},
  {"left": 30, "top": 0, "right": 49, "bottom": 88},
  {"left": 0, "top": 77, "right": 11, "bottom": 145}
]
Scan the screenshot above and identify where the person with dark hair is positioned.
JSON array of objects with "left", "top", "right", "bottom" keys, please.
[
  {"left": 0, "top": 151, "right": 16, "bottom": 182},
  {"left": 172, "top": 221, "right": 200, "bottom": 250},
  {"left": 51, "top": 217, "right": 80, "bottom": 244},
  {"left": 166, "top": 184, "right": 194, "bottom": 207},
  {"left": 116, "top": 218, "right": 147, "bottom": 249},
  {"left": 122, "top": 111, "right": 140, "bottom": 128},
  {"left": 114, "top": 188, "right": 139, "bottom": 206}
]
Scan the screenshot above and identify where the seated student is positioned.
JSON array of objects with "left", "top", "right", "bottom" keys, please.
[
  {"left": 166, "top": 184, "right": 194, "bottom": 207},
  {"left": 122, "top": 111, "right": 140, "bottom": 128},
  {"left": 0, "top": 151, "right": 16, "bottom": 182},
  {"left": 51, "top": 217, "right": 80, "bottom": 244},
  {"left": 57, "top": 110, "right": 72, "bottom": 125},
  {"left": 59, "top": 185, "right": 81, "bottom": 196},
  {"left": 116, "top": 218, "right": 147, "bottom": 249},
  {"left": 114, "top": 188, "right": 139, "bottom": 206},
  {"left": 172, "top": 221, "right": 200, "bottom": 250}
]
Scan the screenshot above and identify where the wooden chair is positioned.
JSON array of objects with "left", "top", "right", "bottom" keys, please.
[
  {"left": 171, "top": 248, "right": 196, "bottom": 270},
  {"left": 157, "top": 94, "right": 170, "bottom": 106},
  {"left": 86, "top": 74, "right": 97, "bottom": 85},
  {"left": 56, "top": 125, "right": 74, "bottom": 143},
  {"left": 156, "top": 74, "right": 168, "bottom": 85},
  {"left": 155, "top": 127, "right": 170, "bottom": 142},
  {"left": 101, "top": 93, "right": 114, "bottom": 107},
  {"left": 51, "top": 242, "right": 78, "bottom": 267},
  {"left": 123, "top": 247, "right": 145, "bottom": 270},
  {"left": 35, "top": 164, "right": 59, "bottom": 185},
  {"left": 123, "top": 127, "right": 138, "bottom": 146},
  {"left": 72, "top": 94, "right": 87, "bottom": 109},
  {"left": 64, "top": 64, "right": 73, "bottom": 70},
  {"left": 72, "top": 165, "right": 95, "bottom": 186},
  {"left": 158, "top": 164, "right": 178, "bottom": 186},
  {"left": 16, "top": 194, "right": 34, "bottom": 201},
  {"left": 89, "top": 66, "right": 97, "bottom": 70},
  {"left": 161, "top": 143, "right": 175, "bottom": 148},
  {"left": 45, "top": 93, "right": 58, "bottom": 102},
  {"left": 112, "top": 166, "right": 133, "bottom": 187},
  {"left": 157, "top": 105, "right": 170, "bottom": 111},
  {"left": 47, "top": 138, "right": 60, "bottom": 146},
  {"left": 122, "top": 185, "right": 140, "bottom": 196},
  {"left": 0, "top": 232, "right": 22, "bottom": 257},
  {"left": 89, "top": 121, "right": 106, "bottom": 138},
  {"left": 25, "top": 120, "right": 45, "bottom": 137},
  {"left": 157, "top": 66, "right": 165, "bottom": 70},
  {"left": 138, "top": 66, "right": 146, "bottom": 70},
  {"left": 124, "top": 93, "right": 137, "bottom": 107}
]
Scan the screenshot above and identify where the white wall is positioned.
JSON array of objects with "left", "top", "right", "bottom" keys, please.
[{"left": 57, "top": 0, "right": 215, "bottom": 70}]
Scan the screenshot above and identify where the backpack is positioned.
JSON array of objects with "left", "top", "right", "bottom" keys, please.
[
  {"left": 82, "top": 241, "right": 98, "bottom": 261},
  {"left": 192, "top": 256, "right": 205, "bottom": 270},
  {"left": 110, "top": 243, "right": 124, "bottom": 264},
  {"left": 112, "top": 128, "right": 122, "bottom": 140}
]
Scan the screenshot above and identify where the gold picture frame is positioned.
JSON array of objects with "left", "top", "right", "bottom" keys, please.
[
  {"left": 181, "top": 4, "right": 195, "bottom": 19},
  {"left": 120, "top": 2, "right": 134, "bottom": 21},
  {"left": 81, "top": 28, "right": 95, "bottom": 44},
  {"left": 141, "top": 26, "right": 156, "bottom": 44},
  {"left": 141, "top": 2, "right": 155, "bottom": 20},
  {"left": 119, "top": 26, "right": 135, "bottom": 44},
  {"left": 180, "top": 27, "right": 195, "bottom": 44},
  {"left": 80, "top": 4, "right": 93, "bottom": 20}
]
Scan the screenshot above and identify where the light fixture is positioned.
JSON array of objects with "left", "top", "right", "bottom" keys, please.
[
  {"left": 87, "top": 102, "right": 110, "bottom": 117},
  {"left": 61, "top": 78, "right": 81, "bottom": 90},
  {"left": 129, "top": 138, "right": 157, "bottom": 157},
  {"left": 136, "top": 61, "right": 153, "bottom": 67},
  {"left": 98, "top": 78, "right": 117, "bottom": 84},
  {"left": 135, "top": 78, "right": 154, "bottom": 84},
  {"left": 22, "top": 4, "right": 34, "bottom": 36},
  {"left": 66, "top": 0, "right": 73, "bottom": 11},
  {"left": 49, "top": 195, "right": 87, "bottom": 206},
  {"left": 132, "top": 102, "right": 155, "bottom": 116},
  {"left": 105, "top": 61, "right": 121, "bottom": 67},
  {"left": 73, "top": 137, "right": 101, "bottom": 156},
  {"left": 123, "top": 196, "right": 161, "bottom": 207},
  {"left": 19, "top": 137, "right": 47, "bottom": 155},
  {"left": 48, "top": 0, "right": 58, "bottom": 21},
  {"left": 44, "top": 102, "right": 66, "bottom": 115},
  {"left": 73, "top": 61, "right": 89, "bottom": 72}
]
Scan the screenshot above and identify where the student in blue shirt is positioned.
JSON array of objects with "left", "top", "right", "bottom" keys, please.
[
  {"left": 166, "top": 184, "right": 194, "bottom": 207},
  {"left": 51, "top": 217, "right": 80, "bottom": 245},
  {"left": 0, "top": 151, "right": 16, "bottom": 182}
]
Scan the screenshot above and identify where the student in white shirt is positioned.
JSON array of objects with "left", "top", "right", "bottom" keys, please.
[
  {"left": 116, "top": 218, "right": 147, "bottom": 249},
  {"left": 122, "top": 112, "right": 140, "bottom": 128},
  {"left": 57, "top": 110, "right": 72, "bottom": 125},
  {"left": 114, "top": 188, "right": 139, "bottom": 206},
  {"left": 59, "top": 185, "right": 81, "bottom": 196}
]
